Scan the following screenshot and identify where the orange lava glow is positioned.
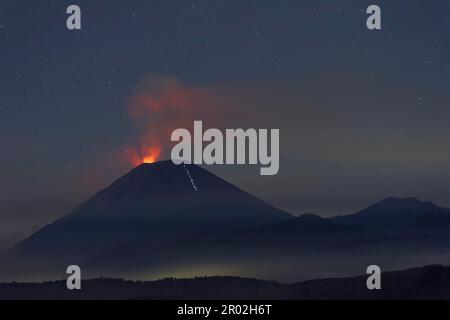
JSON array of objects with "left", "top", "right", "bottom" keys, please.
[
  {"left": 142, "top": 147, "right": 162, "bottom": 164},
  {"left": 130, "top": 146, "right": 162, "bottom": 166}
]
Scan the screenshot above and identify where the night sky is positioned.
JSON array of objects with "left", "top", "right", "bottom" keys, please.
[{"left": 1, "top": 0, "right": 450, "bottom": 249}]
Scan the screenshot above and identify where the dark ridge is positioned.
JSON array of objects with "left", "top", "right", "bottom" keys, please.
[{"left": 1, "top": 265, "right": 450, "bottom": 300}]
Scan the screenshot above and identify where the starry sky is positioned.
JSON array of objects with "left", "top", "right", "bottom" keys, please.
[{"left": 1, "top": 0, "right": 450, "bottom": 250}]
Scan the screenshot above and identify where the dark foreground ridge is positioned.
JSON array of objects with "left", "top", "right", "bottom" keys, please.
[{"left": 1, "top": 265, "right": 450, "bottom": 300}]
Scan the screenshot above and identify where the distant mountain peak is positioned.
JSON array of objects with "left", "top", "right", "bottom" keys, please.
[
  {"left": 366, "top": 197, "right": 439, "bottom": 213},
  {"left": 331, "top": 196, "right": 450, "bottom": 232},
  {"left": 380, "top": 196, "right": 432, "bottom": 204}
]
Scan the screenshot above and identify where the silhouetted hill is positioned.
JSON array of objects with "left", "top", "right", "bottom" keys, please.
[
  {"left": 204, "top": 213, "right": 389, "bottom": 249},
  {"left": 286, "top": 265, "right": 450, "bottom": 300},
  {"left": 1, "top": 265, "right": 449, "bottom": 300},
  {"left": 253, "top": 214, "right": 342, "bottom": 235},
  {"left": 332, "top": 197, "right": 450, "bottom": 233}
]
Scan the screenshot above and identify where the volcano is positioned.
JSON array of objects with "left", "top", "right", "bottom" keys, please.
[
  {"left": 3, "top": 161, "right": 292, "bottom": 280},
  {"left": 5, "top": 162, "right": 450, "bottom": 282}
]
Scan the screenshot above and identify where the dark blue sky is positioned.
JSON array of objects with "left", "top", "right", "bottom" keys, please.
[{"left": 1, "top": 0, "right": 450, "bottom": 248}]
